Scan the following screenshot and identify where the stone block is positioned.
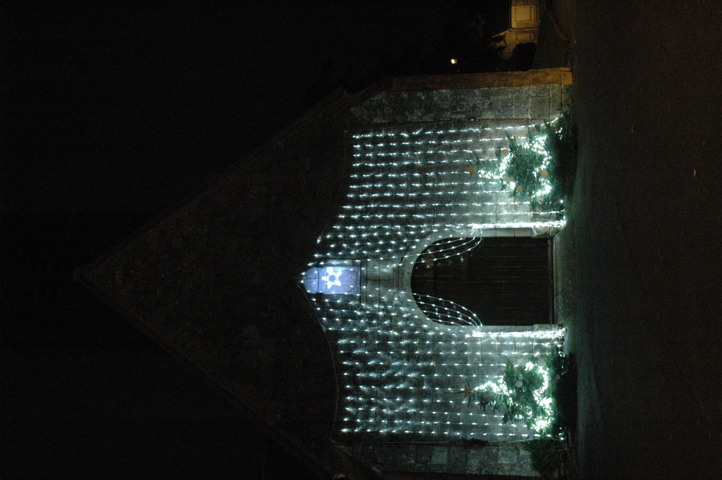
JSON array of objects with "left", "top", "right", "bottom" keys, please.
[
  {"left": 415, "top": 445, "right": 432, "bottom": 472},
  {"left": 466, "top": 448, "right": 483, "bottom": 474},
  {"left": 360, "top": 443, "right": 376, "bottom": 463},
  {"left": 419, "top": 111, "right": 436, "bottom": 122},
  {"left": 490, "top": 86, "right": 514, "bottom": 99},
  {"left": 467, "top": 446, "right": 498, "bottom": 474},
  {"left": 381, "top": 444, "right": 416, "bottom": 471},
  {"left": 527, "top": 84, "right": 551, "bottom": 97},
  {"left": 529, "top": 96, "right": 550, "bottom": 119},
  {"left": 431, "top": 445, "right": 448, "bottom": 465},
  {"left": 479, "top": 446, "right": 500, "bottom": 475},
  {"left": 448, "top": 445, "right": 467, "bottom": 473},
  {"left": 489, "top": 97, "right": 514, "bottom": 118},
  {"left": 550, "top": 85, "right": 563, "bottom": 114},
  {"left": 513, "top": 94, "right": 530, "bottom": 118},
  {"left": 498, "top": 445, "right": 519, "bottom": 464},
  {"left": 433, "top": 89, "right": 452, "bottom": 105},
  {"left": 561, "top": 84, "right": 573, "bottom": 109},
  {"left": 513, "top": 228, "right": 533, "bottom": 237},
  {"left": 499, "top": 457, "right": 536, "bottom": 477},
  {"left": 494, "top": 228, "right": 517, "bottom": 237},
  {"left": 350, "top": 442, "right": 363, "bottom": 459},
  {"left": 517, "top": 448, "right": 537, "bottom": 476},
  {"left": 375, "top": 443, "right": 395, "bottom": 466},
  {"left": 402, "top": 444, "right": 418, "bottom": 470},
  {"left": 472, "top": 91, "right": 495, "bottom": 117}
]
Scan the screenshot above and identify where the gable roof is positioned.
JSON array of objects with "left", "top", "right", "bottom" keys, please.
[{"left": 78, "top": 68, "right": 571, "bottom": 478}]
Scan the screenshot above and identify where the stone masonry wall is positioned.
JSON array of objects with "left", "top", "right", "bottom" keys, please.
[
  {"left": 338, "top": 441, "right": 538, "bottom": 477},
  {"left": 332, "top": 70, "right": 573, "bottom": 477},
  {"left": 352, "top": 83, "right": 571, "bottom": 124}
]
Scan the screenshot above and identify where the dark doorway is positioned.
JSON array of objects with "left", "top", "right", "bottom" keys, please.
[{"left": 411, "top": 237, "right": 552, "bottom": 326}]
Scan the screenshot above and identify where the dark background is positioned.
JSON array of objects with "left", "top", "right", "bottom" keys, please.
[{"left": 1, "top": 2, "right": 514, "bottom": 478}]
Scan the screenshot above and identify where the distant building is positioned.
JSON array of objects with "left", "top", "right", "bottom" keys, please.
[{"left": 496, "top": 0, "right": 543, "bottom": 61}]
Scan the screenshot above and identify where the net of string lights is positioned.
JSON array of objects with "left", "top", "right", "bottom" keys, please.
[{"left": 300, "top": 120, "right": 566, "bottom": 442}]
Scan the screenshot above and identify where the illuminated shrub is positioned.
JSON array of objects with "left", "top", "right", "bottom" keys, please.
[
  {"left": 496, "top": 110, "right": 576, "bottom": 212},
  {"left": 466, "top": 347, "right": 571, "bottom": 439}
]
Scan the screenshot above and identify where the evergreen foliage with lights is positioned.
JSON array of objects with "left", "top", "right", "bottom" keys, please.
[
  {"left": 467, "top": 346, "right": 574, "bottom": 438},
  {"left": 496, "top": 111, "right": 576, "bottom": 212},
  {"left": 465, "top": 347, "right": 577, "bottom": 478},
  {"left": 469, "top": 360, "right": 554, "bottom": 437}
]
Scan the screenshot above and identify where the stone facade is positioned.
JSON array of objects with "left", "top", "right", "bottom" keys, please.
[
  {"left": 339, "top": 441, "right": 537, "bottom": 477},
  {"left": 81, "top": 69, "right": 572, "bottom": 480},
  {"left": 300, "top": 69, "right": 572, "bottom": 476},
  {"left": 352, "top": 83, "right": 566, "bottom": 124}
]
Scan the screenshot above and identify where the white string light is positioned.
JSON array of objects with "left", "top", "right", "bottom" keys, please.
[{"left": 301, "top": 121, "right": 566, "bottom": 441}]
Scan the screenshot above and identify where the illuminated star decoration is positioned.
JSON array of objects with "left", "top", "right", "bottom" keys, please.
[{"left": 321, "top": 267, "right": 343, "bottom": 290}]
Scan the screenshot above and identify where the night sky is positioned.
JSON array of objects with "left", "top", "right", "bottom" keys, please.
[
  {"left": 4, "top": 2, "right": 454, "bottom": 214},
  {"left": 2, "top": 2, "right": 499, "bottom": 478}
]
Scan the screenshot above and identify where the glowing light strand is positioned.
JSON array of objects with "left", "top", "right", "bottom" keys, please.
[{"left": 301, "top": 120, "right": 566, "bottom": 441}]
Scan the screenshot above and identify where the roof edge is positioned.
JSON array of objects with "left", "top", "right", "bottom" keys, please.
[{"left": 389, "top": 67, "right": 573, "bottom": 91}]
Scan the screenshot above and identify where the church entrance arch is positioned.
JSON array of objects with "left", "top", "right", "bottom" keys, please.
[{"left": 400, "top": 230, "right": 553, "bottom": 327}]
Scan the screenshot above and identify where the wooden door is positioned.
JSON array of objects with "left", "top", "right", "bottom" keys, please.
[{"left": 412, "top": 237, "right": 552, "bottom": 326}]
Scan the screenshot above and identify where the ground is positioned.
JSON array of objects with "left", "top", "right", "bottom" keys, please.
[{"left": 555, "top": 1, "right": 722, "bottom": 478}]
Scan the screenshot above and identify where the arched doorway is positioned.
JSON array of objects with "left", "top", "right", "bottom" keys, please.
[{"left": 411, "top": 237, "right": 553, "bottom": 326}]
